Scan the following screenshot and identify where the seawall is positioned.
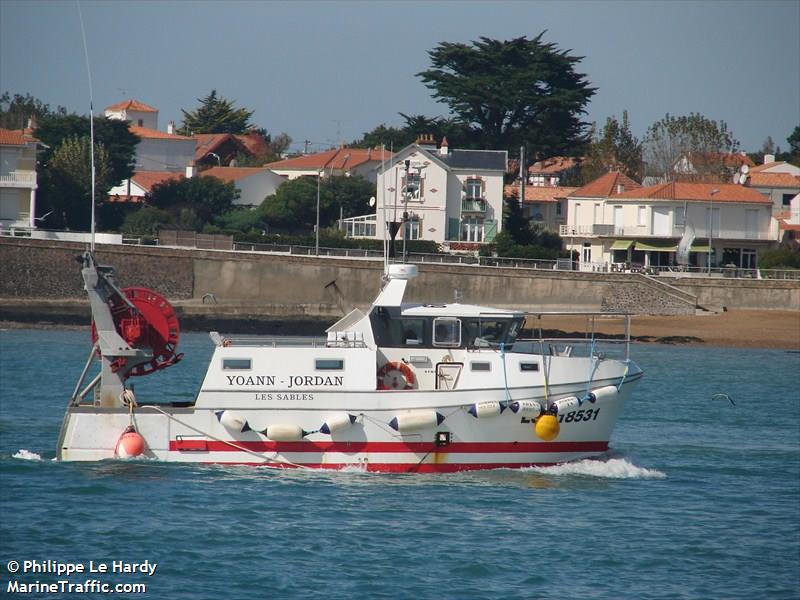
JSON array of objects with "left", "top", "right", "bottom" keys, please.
[{"left": 1, "top": 237, "right": 798, "bottom": 331}]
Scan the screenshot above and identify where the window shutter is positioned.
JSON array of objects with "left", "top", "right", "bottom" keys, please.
[
  {"left": 447, "top": 218, "right": 460, "bottom": 241},
  {"left": 484, "top": 219, "right": 497, "bottom": 242}
]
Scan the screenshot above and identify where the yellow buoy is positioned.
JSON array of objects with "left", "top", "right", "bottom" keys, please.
[{"left": 535, "top": 413, "right": 560, "bottom": 441}]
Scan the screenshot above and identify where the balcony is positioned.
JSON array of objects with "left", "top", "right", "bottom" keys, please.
[
  {"left": 559, "top": 224, "right": 614, "bottom": 236},
  {"left": 559, "top": 223, "right": 774, "bottom": 241},
  {"left": 0, "top": 171, "right": 37, "bottom": 189},
  {"left": 461, "top": 198, "right": 486, "bottom": 213}
]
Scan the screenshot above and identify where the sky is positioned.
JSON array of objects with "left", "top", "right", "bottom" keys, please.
[{"left": 1, "top": 0, "right": 798, "bottom": 155}]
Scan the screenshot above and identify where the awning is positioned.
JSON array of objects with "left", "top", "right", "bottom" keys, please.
[
  {"left": 635, "top": 241, "right": 678, "bottom": 252},
  {"left": 689, "top": 244, "right": 711, "bottom": 253},
  {"left": 610, "top": 240, "right": 634, "bottom": 250}
]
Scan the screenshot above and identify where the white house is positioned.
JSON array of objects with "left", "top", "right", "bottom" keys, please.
[
  {"left": 0, "top": 128, "right": 38, "bottom": 231},
  {"left": 104, "top": 99, "right": 159, "bottom": 129},
  {"left": 343, "top": 136, "right": 507, "bottom": 248},
  {"left": 105, "top": 99, "right": 195, "bottom": 173},
  {"left": 504, "top": 184, "right": 575, "bottom": 231},
  {"left": 562, "top": 172, "right": 775, "bottom": 271},
  {"left": 107, "top": 169, "right": 188, "bottom": 203},
  {"left": 265, "top": 146, "right": 389, "bottom": 184},
  {"left": 200, "top": 166, "right": 286, "bottom": 207},
  {"left": 746, "top": 158, "right": 800, "bottom": 215}
]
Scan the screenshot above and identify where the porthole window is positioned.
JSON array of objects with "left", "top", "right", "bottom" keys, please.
[
  {"left": 520, "top": 362, "right": 539, "bottom": 372},
  {"left": 315, "top": 359, "right": 344, "bottom": 370},
  {"left": 471, "top": 362, "right": 491, "bottom": 372}
]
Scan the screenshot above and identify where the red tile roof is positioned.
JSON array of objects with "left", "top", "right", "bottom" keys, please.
[
  {"left": 569, "top": 172, "right": 641, "bottom": 198},
  {"left": 265, "top": 147, "right": 389, "bottom": 171},
  {"left": 504, "top": 184, "right": 576, "bottom": 203},
  {"left": 193, "top": 133, "right": 249, "bottom": 161},
  {"left": 529, "top": 156, "right": 578, "bottom": 174},
  {"left": 0, "top": 128, "right": 36, "bottom": 145},
  {"left": 200, "top": 166, "right": 281, "bottom": 183},
  {"left": 130, "top": 125, "right": 193, "bottom": 141},
  {"left": 131, "top": 170, "right": 184, "bottom": 192},
  {"left": 105, "top": 99, "right": 158, "bottom": 113},
  {"left": 616, "top": 181, "right": 771, "bottom": 204},
  {"left": 236, "top": 132, "right": 270, "bottom": 156},
  {"left": 748, "top": 172, "right": 800, "bottom": 188},
  {"left": 683, "top": 152, "right": 755, "bottom": 169}
]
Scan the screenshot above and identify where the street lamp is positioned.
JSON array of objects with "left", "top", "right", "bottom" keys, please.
[
  {"left": 315, "top": 169, "right": 322, "bottom": 256},
  {"left": 708, "top": 188, "right": 719, "bottom": 275}
]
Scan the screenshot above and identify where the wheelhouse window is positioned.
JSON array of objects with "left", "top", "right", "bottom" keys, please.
[
  {"left": 315, "top": 359, "right": 344, "bottom": 370},
  {"left": 433, "top": 318, "right": 461, "bottom": 347},
  {"left": 223, "top": 358, "right": 251, "bottom": 370}
]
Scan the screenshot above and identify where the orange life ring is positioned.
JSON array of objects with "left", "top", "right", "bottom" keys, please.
[{"left": 377, "top": 361, "right": 416, "bottom": 390}]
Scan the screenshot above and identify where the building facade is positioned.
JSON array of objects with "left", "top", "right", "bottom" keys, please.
[
  {"left": 0, "top": 128, "right": 38, "bottom": 231},
  {"left": 344, "top": 137, "right": 506, "bottom": 247},
  {"left": 562, "top": 172, "right": 775, "bottom": 271}
]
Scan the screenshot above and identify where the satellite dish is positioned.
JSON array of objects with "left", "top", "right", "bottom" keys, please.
[
  {"left": 741, "top": 164, "right": 750, "bottom": 174},
  {"left": 739, "top": 173, "right": 748, "bottom": 185},
  {"left": 369, "top": 196, "right": 376, "bottom": 207}
]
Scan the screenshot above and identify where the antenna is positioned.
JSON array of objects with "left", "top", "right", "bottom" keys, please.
[
  {"left": 741, "top": 164, "right": 750, "bottom": 174},
  {"left": 77, "top": 0, "right": 96, "bottom": 253}
]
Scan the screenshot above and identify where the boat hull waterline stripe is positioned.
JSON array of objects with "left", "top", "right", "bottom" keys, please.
[{"left": 169, "top": 440, "right": 609, "bottom": 453}]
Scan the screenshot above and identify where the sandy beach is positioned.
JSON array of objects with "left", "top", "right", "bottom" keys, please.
[{"left": 527, "top": 309, "right": 800, "bottom": 350}]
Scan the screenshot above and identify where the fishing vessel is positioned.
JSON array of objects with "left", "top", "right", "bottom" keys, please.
[{"left": 57, "top": 252, "right": 643, "bottom": 472}]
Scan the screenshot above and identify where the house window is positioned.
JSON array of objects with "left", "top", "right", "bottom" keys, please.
[
  {"left": 782, "top": 194, "right": 794, "bottom": 207},
  {"left": 404, "top": 218, "right": 421, "bottom": 240},
  {"left": 137, "top": 119, "right": 144, "bottom": 127},
  {"left": 638, "top": 206, "right": 647, "bottom": 226},
  {"left": 531, "top": 203, "right": 543, "bottom": 221},
  {"left": 530, "top": 174, "right": 545, "bottom": 187},
  {"left": 465, "top": 178, "right": 483, "bottom": 200},
  {"left": 582, "top": 243, "right": 592, "bottom": 263},
  {"left": 461, "top": 217, "right": 484, "bottom": 242},
  {"left": 675, "top": 206, "right": 685, "bottom": 228},
  {"left": 556, "top": 202, "right": 562, "bottom": 216},
  {"left": 402, "top": 172, "right": 423, "bottom": 200}
]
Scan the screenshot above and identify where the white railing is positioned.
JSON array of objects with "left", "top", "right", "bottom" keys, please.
[
  {"left": 560, "top": 223, "right": 775, "bottom": 241},
  {"left": 0, "top": 171, "right": 36, "bottom": 188}
]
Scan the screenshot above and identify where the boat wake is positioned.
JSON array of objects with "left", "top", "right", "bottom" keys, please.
[
  {"left": 527, "top": 457, "right": 666, "bottom": 479},
  {"left": 13, "top": 449, "right": 42, "bottom": 461}
]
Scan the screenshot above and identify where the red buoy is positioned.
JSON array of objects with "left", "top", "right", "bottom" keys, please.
[{"left": 115, "top": 425, "right": 146, "bottom": 458}]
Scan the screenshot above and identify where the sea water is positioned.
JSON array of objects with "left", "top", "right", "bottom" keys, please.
[{"left": 0, "top": 329, "right": 798, "bottom": 599}]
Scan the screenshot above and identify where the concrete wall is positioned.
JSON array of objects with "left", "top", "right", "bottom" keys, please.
[{"left": 1, "top": 238, "right": 798, "bottom": 325}]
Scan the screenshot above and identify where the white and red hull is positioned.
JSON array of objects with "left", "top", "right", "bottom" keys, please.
[{"left": 58, "top": 376, "right": 640, "bottom": 472}]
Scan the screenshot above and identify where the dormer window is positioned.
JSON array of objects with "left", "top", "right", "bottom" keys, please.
[
  {"left": 465, "top": 177, "right": 483, "bottom": 200},
  {"left": 617, "top": 184, "right": 625, "bottom": 193}
]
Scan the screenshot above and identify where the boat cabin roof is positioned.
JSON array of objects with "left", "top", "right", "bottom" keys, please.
[{"left": 399, "top": 303, "right": 522, "bottom": 318}]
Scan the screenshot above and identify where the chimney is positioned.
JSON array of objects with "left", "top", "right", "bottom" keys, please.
[
  {"left": 167, "top": 120, "right": 175, "bottom": 135},
  {"left": 764, "top": 154, "right": 775, "bottom": 165},
  {"left": 185, "top": 161, "right": 196, "bottom": 178},
  {"left": 439, "top": 137, "right": 449, "bottom": 156},
  {"left": 415, "top": 133, "right": 436, "bottom": 149},
  {"left": 26, "top": 115, "right": 37, "bottom": 131}
]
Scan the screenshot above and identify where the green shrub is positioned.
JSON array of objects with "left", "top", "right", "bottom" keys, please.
[{"left": 759, "top": 248, "right": 800, "bottom": 269}]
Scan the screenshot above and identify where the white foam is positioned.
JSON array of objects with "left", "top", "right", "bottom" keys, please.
[
  {"left": 529, "top": 457, "right": 666, "bottom": 479},
  {"left": 13, "top": 449, "right": 42, "bottom": 461}
]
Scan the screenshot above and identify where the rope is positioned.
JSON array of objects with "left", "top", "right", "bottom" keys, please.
[
  {"left": 617, "top": 360, "right": 630, "bottom": 392},
  {"left": 583, "top": 335, "right": 596, "bottom": 403},
  {"left": 145, "top": 405, "right": 311, "bottom": 469},
  {"left": 500, "top": 342, "right": 511, "bottom": 404}
]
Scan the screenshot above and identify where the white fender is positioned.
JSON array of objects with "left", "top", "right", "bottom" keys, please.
[
  {"left": 509, "top": 400, "right": 542, "bottom": 417},
  {"left": 320, "top": 413, "right": 356, "bottom": 435},
  {"left": 215, "top": 410, "right": 251, "bottom": 432},
  {"left": 467, "top": 401, "right": 504, "bottom": 419},
  {"left": 264, "top": 424, "right": 305, "bottom": 442},
  {"left": 389, "top": 410, "right": 445, "bottom": 432},
  {"left": 550, "top": 396, "right": 581, "bottom": 415},
  {"left": 587, "top": 385, "right": 618, "bottom": 404}
]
